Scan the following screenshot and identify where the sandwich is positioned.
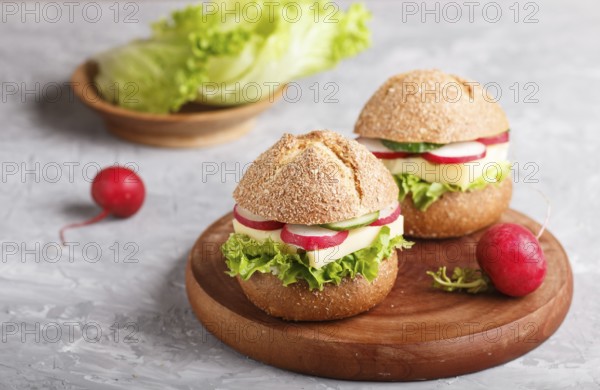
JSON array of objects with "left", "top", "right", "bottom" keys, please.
[
  {"left": 354, "top": 69, "right": 512, "bottom": 238},
  {"left": 221, "top": 130, "right": 412, "bottom": 321}
]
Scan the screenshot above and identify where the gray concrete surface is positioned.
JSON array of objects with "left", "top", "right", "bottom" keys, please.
[{"left": 0, "top": 1, "right": 598, "bottom": 388}]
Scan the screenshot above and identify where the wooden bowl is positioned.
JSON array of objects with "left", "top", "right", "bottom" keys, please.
[{"left": 71, "top": 61, "right": 284, "bottom": 148}]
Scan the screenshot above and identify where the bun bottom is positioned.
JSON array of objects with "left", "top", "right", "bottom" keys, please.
[
  {"left": 402, "top": 179, "right": 512, "bottom": 239},
  {"left": 237, "top": 251, "right": 398, "bottom": 321}
]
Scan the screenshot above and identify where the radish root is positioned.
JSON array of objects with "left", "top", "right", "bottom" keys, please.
[
  {"left": 59, "top": 209, "right": 110, "bottom": 245},
  {"left": 531, "top": 188, "right": 551, "bottom": 239}
]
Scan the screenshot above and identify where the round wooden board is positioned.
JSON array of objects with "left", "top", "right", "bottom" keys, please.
[{"left": 186, "top": 210, "right": 573, "bottom": 381}]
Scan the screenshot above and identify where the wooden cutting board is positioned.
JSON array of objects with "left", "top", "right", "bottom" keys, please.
[{"left": 185, "top": 209, "right": 572, "bottom": 381}]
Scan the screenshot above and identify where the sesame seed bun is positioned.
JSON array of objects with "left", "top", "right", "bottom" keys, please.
[
  {"left": 402, "top": 178, "right": 512, "bottom": 238},
  {"left": 354, "top": 69, "right": 509, "bottom": 143},
  {"left": 234, "top": 130, "right": 398, "bottom": 225},
  {"left": 237, "top": 250, "right": 398, "bottom": 321}
]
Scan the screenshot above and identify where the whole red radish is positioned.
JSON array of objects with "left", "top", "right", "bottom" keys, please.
[
  {"left": 92, "top": 167, "right": 145, "bottom": 217},
  {"left": 426, "top": 223, "right": 547, "bottom": 297},
  {"left": 476, "top": 223, "right": 547, "bottom": 297},
  {"left": 60, "top": 166, "right": 145, "bottom": 244}
]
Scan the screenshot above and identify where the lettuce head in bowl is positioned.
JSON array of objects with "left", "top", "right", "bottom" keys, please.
[{"left": 93, "top": 0, "right": 371, "bottom": 114}]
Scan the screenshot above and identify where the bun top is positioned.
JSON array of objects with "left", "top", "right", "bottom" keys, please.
[
  {"left": 354, "top": 69, "right": 509, "bottom": 143},
  {"left": 234, "top": 130, "right": 398, "bottom": 225}
]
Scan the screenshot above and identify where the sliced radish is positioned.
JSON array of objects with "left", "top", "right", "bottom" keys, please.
[
  {"left": 281, "top": 224, "right": 348, "bottom": 251},
  {"left": 372, "top": 151, "right": 413, "bottom": 160},
  {"left": 355, "top": 137, "right": 412, "bottom": 159},
  {"left": 370, "top": 201, "right": 401, "bottom": 226},
  {"left": 320, "top": 211, "right": 379, "bottom": 231},
  {"left": 476, "top": 131, "right": 510, "bottom": 146},
  {"left": 422, "top": 141, "right": 486, "bottom": 164},
  {"left": 233, "top": 204, "right": 284, "bottom": 231}
]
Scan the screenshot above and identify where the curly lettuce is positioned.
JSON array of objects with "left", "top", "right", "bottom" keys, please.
[
  {"left": 94, "top": 0, "right": 371, "bottom": 113},
  {"left": 221, "top": 226, "right": 412, "bottom": 291},
  {"left": 395, "top": 161, "right": 512, "bottom": 211}
]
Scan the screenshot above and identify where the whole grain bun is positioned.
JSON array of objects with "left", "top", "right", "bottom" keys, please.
[
  {"left": 234, "top": 130, "right": 398, "bottom": 225},
  {"left": 237, "top": 251, "right": 398, "bottom": 321},
  {"left": 402, "top": 179, "right": 512, "bottom": 238},
  {"left": 354, "top": 69, "right": 509, "bottom": 143}
]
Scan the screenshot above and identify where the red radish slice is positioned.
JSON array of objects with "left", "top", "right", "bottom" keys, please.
[
  {"left": 370, "top": 201, "right": 401, "bottom": 226},
  {"left": 476, "top": 131, "right": 510, "bottom": 146},
  {"left": 281, "top": 224, "right": 348, "bottom": 251},
  {"left": 422, "top": 141, "right": 486, "bottom": 164},
  {"left": 355, "top": 137, "right": 412, "bottom": 159},
  {"left": 233, "top": 204, "right": 284, "bottom": 231},
  {"left": 372, "top": 151, "right": 413, "bottom": 159}
]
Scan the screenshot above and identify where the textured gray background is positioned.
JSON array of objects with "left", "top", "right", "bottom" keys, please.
[{"left": 1, "top": 0, "right": 598, "bottom": 389}]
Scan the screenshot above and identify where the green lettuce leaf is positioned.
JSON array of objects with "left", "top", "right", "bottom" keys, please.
[
  {"left": 221, "top": 226, "right": 412, "bottom": 291},
  {"left": 395, "top": 161, "right": 512, "bottom": 211},
  {"left": 94, "top": 0, "right": 371, "bottom": 113}
]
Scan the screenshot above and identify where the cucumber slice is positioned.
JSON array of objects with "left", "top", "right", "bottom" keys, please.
[
  {"left": 320, "top": 211, "right": 380, "bottom": 231},
  {"left": 381, "top": 139, "right": 443, "bottom": 153}
]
